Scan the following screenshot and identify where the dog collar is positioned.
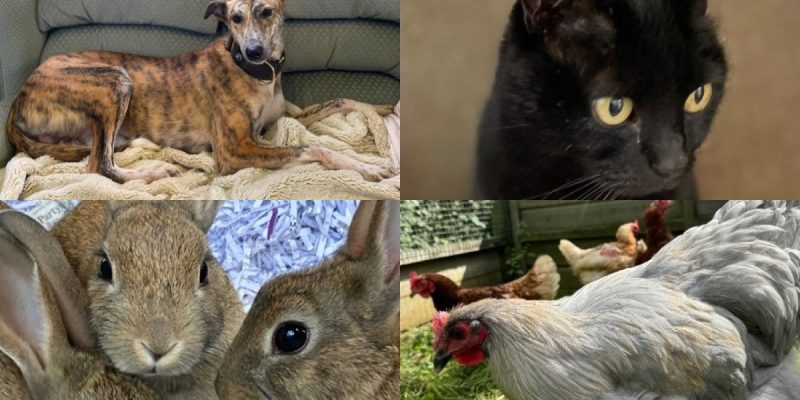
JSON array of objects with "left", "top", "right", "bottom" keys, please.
[{"left": 230, "top": 42, "right": 285, "bottom": 84}]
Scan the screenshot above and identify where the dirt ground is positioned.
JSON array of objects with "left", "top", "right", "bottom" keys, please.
[{"left": 401, "top": 0, "right": 800, "bottom": 199}]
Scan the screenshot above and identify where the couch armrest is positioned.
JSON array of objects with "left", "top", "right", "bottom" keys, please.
[{"left": 0, "top": 0, "right": 45, "bottom": 165}]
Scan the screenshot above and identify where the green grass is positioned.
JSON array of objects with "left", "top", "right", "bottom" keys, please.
[{"left": 401, "top": 324, "right": 505, "bottom": 400}]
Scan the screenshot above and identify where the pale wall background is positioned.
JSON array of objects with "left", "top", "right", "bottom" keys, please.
[{"left": 402, "top": 0, "right": 800, "bottom": 199}]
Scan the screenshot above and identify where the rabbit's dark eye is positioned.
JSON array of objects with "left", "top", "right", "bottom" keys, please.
[
  {"left": 199, "top": 262, "right": 209, "bottom": 286},
  {"left": 98, "top": 257, "right": 113, "bottom": 282},
  {"left": 274, "top": 322, "right": 308, "bottom": 354},
  {"left": 231, "top": 14, "right": 243, "bottom": 24},
  {"left": 260, "top": 9, "right": 273, "bottom": 18}
]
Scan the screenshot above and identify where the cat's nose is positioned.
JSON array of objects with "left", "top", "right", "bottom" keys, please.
[{"left": 651, "top": 152, "right": 689, "bottom": 178}]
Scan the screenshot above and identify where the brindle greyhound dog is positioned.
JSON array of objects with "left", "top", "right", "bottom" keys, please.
[{"left": 4, "top": 0, "right": 394, "bottom": 183}]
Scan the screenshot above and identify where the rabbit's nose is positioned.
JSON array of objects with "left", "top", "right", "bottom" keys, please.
[
  {"left": 141, "top": 341, "right": 179, "bottom": 364},
  {"left": 151, "top": 351, "right": 166, "bottom": 361}
]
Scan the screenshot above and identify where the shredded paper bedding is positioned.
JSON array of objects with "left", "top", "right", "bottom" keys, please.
[{"left": 6, "top": 200, "right": 357, "bottom": 310}]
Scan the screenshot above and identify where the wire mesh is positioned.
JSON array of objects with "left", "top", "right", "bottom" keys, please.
[{"left": 401, "top": 200, "right": 511, "bottom": 264}]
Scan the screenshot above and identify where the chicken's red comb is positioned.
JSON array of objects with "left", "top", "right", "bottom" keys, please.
[
  {"left": 432, "top": 311, "right": 450, "bottom": 337},
  {"left": 632, "top": 219, "right": 640, "bottom": 228},
  {"left": 656, "top": 200, "right": 673, "bottom": 209},
  {"left": 409, "top": 271, "right": 420, "bottom": 286}
]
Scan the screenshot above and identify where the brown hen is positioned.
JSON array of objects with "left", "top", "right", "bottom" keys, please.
[
  {"left": 635, "top": 200, "right": 674, "bottom": 264},
  {"left": 408, "top": 255, "right": 560, "bottom": 312}
]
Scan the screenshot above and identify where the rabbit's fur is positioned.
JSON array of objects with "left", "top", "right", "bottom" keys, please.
[
  {"left": 0, "top": 207, "right": 157, "bottom": 399},
  {"left": 216, "top": 200, "right": 400, "bottom": 400},
  {"left": 50, "top": 201, "right": 244, "bottom": 399}
]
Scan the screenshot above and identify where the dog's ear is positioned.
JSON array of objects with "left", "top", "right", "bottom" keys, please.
[{"left": 205, "top": 0, "right": 227, "bottom": 21}]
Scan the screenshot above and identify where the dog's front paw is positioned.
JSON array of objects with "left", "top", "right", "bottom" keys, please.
[
  {"left": 163, "top": 166, "right": 181, "bottom": 178},
  {"left": 139, "top": 166, "right": 180, "bottom": 183},
  {"left": 110, "top": 166, "right": 181, "bottom": 183},
  {"left": 357, "top": 165, "right": 394, "bottom": 182},
  {"left": 374, "top": 105, "right": 395, "bottom": 117}
]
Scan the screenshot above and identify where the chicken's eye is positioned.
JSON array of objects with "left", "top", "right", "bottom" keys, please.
[{"left": 449, "top": 327, "right": 466, "bottom": 340}]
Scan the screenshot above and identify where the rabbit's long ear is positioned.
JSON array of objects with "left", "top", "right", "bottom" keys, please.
[
  {"left": 0, "top": 210, "right": 94, "bottom": 386},
  {"left": 175, "top": 201, "right": 220, "bottom": 233},
  {"left": 346, "top": 201, "right": 400, "bottom": 284},
  {"left": 345, "top": 201, "right": 400, "bottom": 342}
]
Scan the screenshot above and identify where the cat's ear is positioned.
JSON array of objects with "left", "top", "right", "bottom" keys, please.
[
  {"left": 520, "top": 0, "right": 615, "bottom": 66},
  {"left": 691, "top": 0, "right": 708, "bottom": 17}
]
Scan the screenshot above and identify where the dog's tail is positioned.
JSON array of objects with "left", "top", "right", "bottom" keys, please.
[{"left": 5, "top": 98, "right": 91, "bottom": 162}]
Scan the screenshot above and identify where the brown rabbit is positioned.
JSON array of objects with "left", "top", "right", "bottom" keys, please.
[
  {"left": 0, "top": 208, "right": 156, "bottom": 399},
  {"left": 215, "top": 200, "right": 400, "bottom": 400},
  {"left": 49, "top": 201, "right": 244, "bottom": 399}
]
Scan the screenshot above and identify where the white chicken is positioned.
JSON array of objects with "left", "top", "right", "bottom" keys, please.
[
  {"left": 433, "top": 201, "right": 800, "bottom": 400},
  {"left": 559, "top": 221, "right": 647, "bottom": 285}
]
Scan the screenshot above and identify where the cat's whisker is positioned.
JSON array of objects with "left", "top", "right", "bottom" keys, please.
[
  {"left": 586, "top": 184, "right": 604, "bottom": 200},
  {"left": 570, "top": 180, "right": 598, "bottom": 200},
  {"left": 593, "top": 184, "right": 611, "bottom": 200},
  {"left": 528, "top": 174, "right": 602, "bottom": 200},
  {"left": 612, "top": 186, "right": 628, "bottom": 200},
  {"left": 582, "top": 181, "right": 608, "bottom": 200},
  {"left": 553, "top": 178, "right": 598, "bottom": 200},
  {"left": 601, "top": 185, "right": 625, "bottom": 200},
  {"left": 558, "top": 176, "right": 605, "bottom": 200},
  {"left": 601, "top": 186, "right": 616, "bottom": 201},
  {"left": 485, "top": 124, "right": 534, "bottom": 132}
]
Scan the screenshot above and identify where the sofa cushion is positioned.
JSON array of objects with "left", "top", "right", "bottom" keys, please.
[
  {"left": 40, "top": 21, "right": 399, "bottom": 80},
  {"left": 37, "top": 0, "right": 399, "bottom": 33},
  {"left": 0, "top": 0, "right": 46, "bottom": 164},
  {"left": 287, "top": 0, "right": 399, "bottom": 22},
  {"left": 38, "top": 0, "right": 219, "bottom": 34},
  {"left": 284, "top": 71, "right": 399, "bottom": 107}
]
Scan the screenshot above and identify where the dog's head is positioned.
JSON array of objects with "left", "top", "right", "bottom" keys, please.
[{"left": 205, "top": 0, "right": 286, "bottom": 63}]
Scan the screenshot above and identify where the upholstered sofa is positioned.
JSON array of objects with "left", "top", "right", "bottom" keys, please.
[{"left": 0, "top": 0, "right": 399, "bottom": 165}]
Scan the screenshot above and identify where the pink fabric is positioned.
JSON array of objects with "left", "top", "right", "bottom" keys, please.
[{"left": 384, "top": 102, "right": 401, "bottom": 171}]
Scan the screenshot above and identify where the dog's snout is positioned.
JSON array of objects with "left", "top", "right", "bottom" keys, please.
[{"left": 245, "top": 44, "right": 265, "bottom": 61}]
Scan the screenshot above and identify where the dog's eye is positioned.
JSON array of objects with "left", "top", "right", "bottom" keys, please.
[
  {"left": 98, "top": 256, "right": 113, "bottom": 282},
  {"left": 261, "top": 9, "right": 273, "bottom": 18},
  {"left": 199, "top": 261, "right": 209, "bottom": 287},
  {"left": 231, "top": 14, "right": 243, "bottom": 24},
  {"left": 273, "top": 322, "right": 309, "bottom": 354}
]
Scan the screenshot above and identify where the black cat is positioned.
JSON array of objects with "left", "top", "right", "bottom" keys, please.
[{"left": 474, "top": 0, "right": 727, "bottom": 199}]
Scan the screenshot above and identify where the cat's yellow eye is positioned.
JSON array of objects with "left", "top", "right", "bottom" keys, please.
[
  {"left": 593, "top": 97, "right": 634, "bottom": 126},
  {"left": 684, "top": 83, "right": 713, "bottom": 113}
]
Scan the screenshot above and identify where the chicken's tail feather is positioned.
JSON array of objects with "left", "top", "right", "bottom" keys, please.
[
  {"left": 526, "top": 255, "right": 560, "bottom": 300},
  {"left": 558, "top": 239, "right": 583, "bottom": 268}
]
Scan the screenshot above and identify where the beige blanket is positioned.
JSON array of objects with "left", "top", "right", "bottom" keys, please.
[{"left": 0, "top": 105, "right": 399, "bottom": 200}]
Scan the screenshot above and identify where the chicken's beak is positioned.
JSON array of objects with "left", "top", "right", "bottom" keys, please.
[
  {"left": 410, "top": 292, "right": 416, "bottom": 298},
  {"left": 433, "top": 350, "right": 452, "bottom": 372}
]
